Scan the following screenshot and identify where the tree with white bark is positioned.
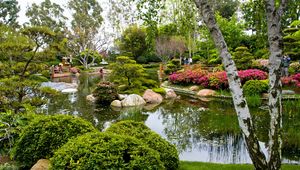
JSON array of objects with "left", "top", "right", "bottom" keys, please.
[{"left": 193, "top": 0, "right": 287, "bottom": 169}]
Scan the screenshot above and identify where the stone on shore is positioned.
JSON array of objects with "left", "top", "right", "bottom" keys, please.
[
  {"left": 197, "top": 89, "right": 216, "bottom": 97},
  {"left": 111, "top": 100, "right": 122, "bottom": 107},
  {"left": 31, "top": 159, "right": 50, "bottom": 170},
  {"left": 165, "top": 89, "right": 177, "bottom": 99},
  {"left": 121, "top": 94, "right": 146, "bottom": 107},
  {"left": 189, "top": 86, "right": 199, "bottom": 91},
  {"left": 86, "top": 94, "right": 96, "bottom": 102},
  {"left": 143, "top": 89, "right": 163, "bottom": 104}
]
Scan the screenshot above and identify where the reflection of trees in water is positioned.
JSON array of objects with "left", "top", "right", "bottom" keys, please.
[{"left": 160, "top": 99, "right": 252, "bottom": 163}]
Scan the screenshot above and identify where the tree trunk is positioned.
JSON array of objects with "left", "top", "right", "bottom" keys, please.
[
  {"left": 193, "top": 0, "right": 268, "bottom": 169},
  {"left": 265, "top": 0, "right": 287, "bottom": 169}
]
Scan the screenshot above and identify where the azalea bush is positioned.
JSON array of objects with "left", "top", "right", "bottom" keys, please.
[
  {"left": 282, "top": 73, "right": 300, "bottom": 87},
  {"left": 169, "top": 69, "right": 268, "bottom": 89}
]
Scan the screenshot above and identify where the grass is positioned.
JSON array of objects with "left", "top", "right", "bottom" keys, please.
[{"left": 179, "top": 161, "right": 300, "bottom": 170}]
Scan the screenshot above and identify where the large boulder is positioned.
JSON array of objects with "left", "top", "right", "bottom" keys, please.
[
  {"left": 86, "top": 94, "right": 96, "bottom": 103},
  {"left": 197, "top": 89, "right": 216, "bottom": 97},
  {"left": 165, "top": 89, "right": 177, "bottom": 99},
  {"left": 111, "top": 100, "right": 122, "bottom": 107},
  {"left": 31, "top": 159, "right": 50, "bottom": 170},
  {"left": 143, "top": 89, "right": 163, "bottom": 104},
  {"left": 121, "top": 94, "right": 146, "bottom": 107}
]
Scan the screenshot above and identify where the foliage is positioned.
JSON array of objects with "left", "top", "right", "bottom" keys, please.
[
  {"left": 170, "top": 69, "right": 267, "bottom": 89},
  {"left": 289, "top": 62, "right": 300, "bottom": 75},
  {"left": 209, "top": 0, "right": 240, "bottom": 19},
  {"left": 243, "top": 80, "right": 269, "bottom": 96},
  {"left": 117, "top": 25, "right": 147, "bottom": 61},
  {"left": 0, "top": 0, "right": 20, "bottom": 27},
  {"left": 0, "top": 111, "right": 38, "bottom": 154},
  {"left": 232, "top": 46, "right": 254, "bottom": 70},
  {"left": 152, "top": 87, "right": 166, "bottom": 95},
  {"left": 155, "top": 36, "right": 186, "bottom": 64},
  {"left": 110, "top": 56, "right": 148, "bottom": 91},
  {"left": 283, "top": 20, "right": 300, "bottom": 60},
  {"left": 74, "top": 49, "right": 102, "bottom": 69},
  {"left": 164, "top": 59, "right": 182, "bottom": 75},
  {"left": 106, "top": 120, "right": 179, "bottom": 170},
  {"left": 281, "top": 73, "right": 300, "bottom": 87},
  {"left": 92, "top": 81, "right": 118, "bottom": 105},
  {"left": 50, "top": 132, "right": 164, "bottom": 170},
  {"left": 25, "top": 0, "right": 66, "bottom": 31},
  {"left": 12, "top": 114, "right": 96, "bottom": 168}
]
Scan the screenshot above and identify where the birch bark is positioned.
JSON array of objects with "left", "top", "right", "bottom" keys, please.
[{"left": 193, "top": 0, "right": 268, "bottom": 169}]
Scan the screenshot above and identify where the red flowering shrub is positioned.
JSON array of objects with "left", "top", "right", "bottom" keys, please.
[
  {"left": 283, "top": 73, "right": 300, "bottom": 87},
  {"left": 238, "top": 69, "right": 268, "bottom": 84},
  {"left": 208, "top": 71, "right": 228, "bottom": 89},
  {"left": 169, "top": 69, "right": 268, "bottom": 90}
]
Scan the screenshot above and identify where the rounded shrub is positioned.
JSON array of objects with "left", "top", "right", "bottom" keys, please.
[
  {"left": 12, "top": 114, "right": 96, "bottom": 168},
  {"left": 106, "top": 120, "right": 179, "bottom": 170},
  {"left": 92, "top": 81, "right": 118, "bottom": 105},
  {"left": 243, "top": 80, "right": 269, "bottom": 96},
  {"left": 50, "top": 132, "right": 164, "bottom": 170}
]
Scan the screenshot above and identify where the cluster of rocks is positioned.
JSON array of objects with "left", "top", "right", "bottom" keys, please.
[
  {"left": 111, "top": 89, "right": 178, "bottom": 108},
  {"left": 86, "top": 88, "right": 178, "bottom": 108}
]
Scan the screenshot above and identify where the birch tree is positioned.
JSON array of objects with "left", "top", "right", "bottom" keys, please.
[{"left": 193, "top": 0, "right": 287, "bottom": 169}]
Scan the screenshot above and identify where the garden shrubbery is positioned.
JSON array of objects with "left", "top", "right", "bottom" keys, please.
[
  {"left": 243, "top": 80, "right": 269, "bottom": 96},
  {"left": 51, "top": 132, "right": 164, "bottom": 170},
  {"left": 12, "top": 115, "right": 96, "bottom": 168},
  {"left": 106, "top": 120, "right": 179, "bottom": 170},
  {"left": 282, "top": 73, "right": 300, "bottom": 87},
  {"left": 93, "top": 81, "right": 118, "bottom": 105},
  {"left": 169, "top": 69, "right": 268, "bottom": 89}
]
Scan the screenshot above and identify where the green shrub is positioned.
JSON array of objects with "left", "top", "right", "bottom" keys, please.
[
  {"left": 50, "top": 132, "right": 164, "bottom": 170},
  {"left": 243, "top": 80, "right": 269, "bottom": 96},
  {"left": 152, "top": 87, "right": 166, "bottom": 95},
  {"left": 12, "top": 115, "right": 96, "bottom": 168},
  {"left": 233, "top": 46, "right": 254, "bottom": 70},
  {"left": 246, "top": 95, "right": 262, "bottom": 107},
  {"left": 106, "top": 120, "right": 179, "bottom": 170},
  {"left": 92, "top": 81, "right": 118, "bottom": 105},
  {"left": 28, "top": 74, "right": 49, "bottom": 82},
  {"left": 192, "top": 55, "right": 202, "bottom": 63},
  {"left": 0, "top": 163, "right": 19, "bottom": 170},
  {"left": 40, "top": 70, "right": 50, "bottom": 78}
]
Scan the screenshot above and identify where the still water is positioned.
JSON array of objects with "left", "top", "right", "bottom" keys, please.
[{"left": 41, "top": 73, "right": 300, "bottom": 164}]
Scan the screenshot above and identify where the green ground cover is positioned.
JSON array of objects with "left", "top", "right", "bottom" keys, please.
[{"left": 179, "top": 161, "right": 300, "bottom": 170}]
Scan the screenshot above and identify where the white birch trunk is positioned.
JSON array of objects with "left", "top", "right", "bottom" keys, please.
[
  {"left": 193, "top": 0, "right": 268, "bottom": 169},
  {"left": 265, "top": 0, "right": 287, "bottom": 169}
]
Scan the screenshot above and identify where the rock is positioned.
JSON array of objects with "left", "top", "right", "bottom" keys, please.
[
  {"left": 282, "top": 90, "right": 295, "bottom": 95},
  {"left": 118, "top": 94, "right": 128, "bottom": 100},
  {"left": 121, "top": 94, "right": 146, "bottom": 107},
  {"left": 197, "top": 89, "right": 216, "bottom": 97},
  {"left": 86, "top": 94, "right": 96, "bottom": 102},
  {"left": 61, "top": 88, "right": 78, "bottom": 93},
  {"left": 189, "top": 86, "right": 199, "bottom": 91},
  {"left": 165, "top": 89, "right": 177, "bottom": 99},
  {"left": 111, "top": 100, "right": 122, "bottom": 107},
  {"left": 143, "top": 89, "right": 163, "bottom": 104},
  {"left": 31, "top": 159, "right": 50, "bottom": 170}
]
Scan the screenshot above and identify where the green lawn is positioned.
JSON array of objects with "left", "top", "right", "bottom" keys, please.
[{"left": 179, "top": 161, "right": 300, "bottom": 170}]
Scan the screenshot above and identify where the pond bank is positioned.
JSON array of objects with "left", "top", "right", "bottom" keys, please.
[{"left": 161, "top": 82, "right": 300, "bottom": 101}]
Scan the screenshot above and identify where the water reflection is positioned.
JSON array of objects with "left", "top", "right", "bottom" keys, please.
[{"left": 42, "top": 74, "right": 300, "bottom": 164}]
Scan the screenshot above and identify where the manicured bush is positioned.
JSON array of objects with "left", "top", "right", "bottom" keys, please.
[
  {"left": 106, "top": 120, "right": 179, "bottom": 170},
  {"left": 281, "top": 73, "right": 300, "bottom": 87},
  {"left": 243, "top": 80, "right": 269, "bottom": 96},
  {"left": 50, "top": 132, "right": 164, "bottom": 170},
  {"left": 238, "top": 69, "right": 268, "bottom": 84},
  {"left": 93, "top": 81, "right": 118, "bottom": 105},
  {"left": 12, "top": 115, "right": 96, "bottom": 168},
  {"left": 233, "top": 46, "right": 254, "bottom": 70},
  {"left": 208, "top": 71, "right": 228, "bottom": 89}
]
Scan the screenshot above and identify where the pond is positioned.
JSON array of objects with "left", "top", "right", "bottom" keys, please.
[{"left": 40, "top": 73, "right": 300, "bottom": 164}]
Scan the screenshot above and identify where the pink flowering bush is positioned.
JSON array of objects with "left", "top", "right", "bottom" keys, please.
[
  {"left": 283, "top": 73, "right": 300, "bottom": 87},
  {"left": 169, "top": 69, "right": 268, "bottom": 89},
  {"left": 238, "top": 69, "right": 268, "bottom": 84}
]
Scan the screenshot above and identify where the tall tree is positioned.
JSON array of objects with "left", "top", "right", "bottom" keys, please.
[
  {"left": 25, "top": 0, "right": 67, "bottom": 31},
  {"left": 0, "top": 0, "right": 19, "bottom": 26},
  {"left": 193, "top": 0, "right": 287, "bottom": 170},
  {"left": 68, "top": 0, "right": 103, "bottom": 55}
]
